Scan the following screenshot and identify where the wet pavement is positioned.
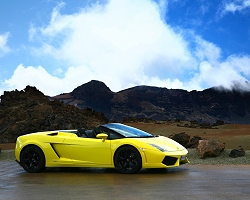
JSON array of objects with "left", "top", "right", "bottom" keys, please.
[{"left": 0, "top": 161, "right": 250, "bottom": 200}]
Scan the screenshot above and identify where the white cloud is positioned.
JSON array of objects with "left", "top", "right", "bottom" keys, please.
[
  {"left": 194, "top": 36, "right": 222, "bottom": 64},
  {"left": 224, "top": 55, "right": 250, "bottom": 77},
  {"left": 28, "top": 0, "right": 197, "bottom": 92},
  {"left": 0, "top": 32, "right": 11, "bottom": 57},
  {"left": 1, "top": 64, "right": 98, "bottom": 96},
  {"left": 1, "top": 0, "right": 250, "bottom": 96},
  {"left": 2, "top": 64, "right": 62, "bottom": 95},
  {"left": 28, "top": 24, "right": 37, "bottom": 41},
  {"left": 188, "top": 55, "right": 250, "bottom": 91},
  {"left": 222, "top": 0, "right": 250, "bottom": 14}
]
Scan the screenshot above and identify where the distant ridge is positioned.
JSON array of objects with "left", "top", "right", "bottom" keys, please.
[{"left": 53, "top": 80, "right": 250, "bottom": 124}]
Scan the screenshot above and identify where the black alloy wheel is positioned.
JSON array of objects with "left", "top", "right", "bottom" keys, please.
[
  {"left": 114, "top": 146, "right": 142, "bottom": 174},
  {"left": 20, "top": 145, "right": 45, "bottom": 173}
]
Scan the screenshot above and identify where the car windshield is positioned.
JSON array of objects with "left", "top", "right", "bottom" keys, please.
[{"left": 102, "top": 123, "right": 154, "bottom": 138}]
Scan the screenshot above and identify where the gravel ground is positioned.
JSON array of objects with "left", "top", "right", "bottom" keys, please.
[
  {"left": 0, "top": 150, "right": 15, "bottom": 161},
  {"left": 1, "top": 149, "right": 250, "bottom": 165},
  {"left": 187, "top": 149, "right": 250, "bottom": 165}
]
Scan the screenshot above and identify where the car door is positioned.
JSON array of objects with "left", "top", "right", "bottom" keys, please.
[{"left": 63, "top": 136, "right": 112, "bottom": 166}]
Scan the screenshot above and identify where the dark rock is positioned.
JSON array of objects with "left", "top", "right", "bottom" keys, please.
[
  {"left": 229, "top": 148, "right": 245, "bottom": 158},
  {"left": 169, "top": 132, "right": 190, "bottom": 147},
  {"left": 169, "top": 133, "right": 202, "bottom": 148},
  {"left": 197, "top": 139, "right": 225, "bottom": 159},
  {"left": 213, "top": 120, "right": 225, "bottom": 126},
  {"left": 0, "top": 86, "right": 108, "bottom": 143},
  {"left": 187, "top": 135, "right": 202, "bottom": 148}
]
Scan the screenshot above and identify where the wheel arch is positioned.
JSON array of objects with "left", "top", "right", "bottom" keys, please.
[
  {"left": 20, "top": 144, "right": 46, "bottom": 163},
  {"left": 20, "top": 143, "right": 44, "bottom": 154},
  {"left": 20, "top": 143, "right": 41, "bottom": 152},
  {"left": 113, "top": 144, "right": 143, "bottom": 167}
]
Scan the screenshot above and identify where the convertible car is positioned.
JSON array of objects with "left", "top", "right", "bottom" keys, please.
[{"left": 15, "top": 123, "right": 189, "bottom": 174}]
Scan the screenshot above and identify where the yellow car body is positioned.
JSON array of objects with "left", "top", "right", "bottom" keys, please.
[{"left": 15, "top": 123, "right": 189, "bottom": 173}]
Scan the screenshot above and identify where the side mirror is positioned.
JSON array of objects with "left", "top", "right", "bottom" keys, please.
[{"left": 96, "top": 133, "right": 108, "bottom": 142}]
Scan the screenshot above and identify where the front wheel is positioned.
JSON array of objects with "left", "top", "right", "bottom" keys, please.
[
  {"left": 20, "top": 145, "right": 45, "bottom": 173},
  {"left": 114, "top": 146, "right": 142, "bottom": 174}
]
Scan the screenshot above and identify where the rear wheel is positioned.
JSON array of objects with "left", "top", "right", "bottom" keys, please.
[
  {"left": 114, "top": 146, "right": 142, "bottom": 174},
  {"left": 20, "top": 145, "right": 45, "bottom": 173}
]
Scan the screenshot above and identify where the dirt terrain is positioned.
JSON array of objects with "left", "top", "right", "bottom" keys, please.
[
  {"left": 126, "top": 122, "right": 250, "bottom": 150},
  {"left": 1, "top": 122, "right": 250, "bottom": 150},
  {"left": 1, "top": 122, "right": 249, "bottom": 200}
]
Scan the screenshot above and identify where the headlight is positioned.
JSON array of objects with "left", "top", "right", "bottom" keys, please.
[{"left": 148, "top": 143, "right": 167, "bottom": 152}]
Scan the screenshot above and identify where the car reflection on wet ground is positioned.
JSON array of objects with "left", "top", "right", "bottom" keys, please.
[{"left": 1, "top": 161, "right": 250, "bottom": 200}]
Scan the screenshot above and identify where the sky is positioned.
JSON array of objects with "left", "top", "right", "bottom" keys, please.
[{"left": 0, "top": 0, "right": 250, "bottom": 96}]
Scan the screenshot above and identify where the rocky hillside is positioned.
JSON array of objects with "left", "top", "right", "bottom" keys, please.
[
  {"left": 54, "top": 80, "right": 250, "bottom": 124},
  {"left": 0, "top": 86, "right": 108, "bottom": 143}
]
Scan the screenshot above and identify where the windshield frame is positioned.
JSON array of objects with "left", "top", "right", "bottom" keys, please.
[{"left": 101, "top": 123, "right": 154, "bottom": 138}]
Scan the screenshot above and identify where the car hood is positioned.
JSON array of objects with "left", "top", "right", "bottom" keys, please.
[{"left": 134, "top": 136, "right": 186, "bottom": 152}]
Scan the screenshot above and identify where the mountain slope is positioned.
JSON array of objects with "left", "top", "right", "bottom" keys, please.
[
  {"left": 54, "top": 80, "right": 250, "bottom": 124},
  {"left": 0, "top": 85, "right": 108, "bottom": 143}
]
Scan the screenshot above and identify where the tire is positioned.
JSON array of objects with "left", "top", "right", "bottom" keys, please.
[
  {"left": 114, "top": 146, "right": 142, "bottom": 174},
  {"left": 20, "top": 145, "right": 45, "bottom": 173}
]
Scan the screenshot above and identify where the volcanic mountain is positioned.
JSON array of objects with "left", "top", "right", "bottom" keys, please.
[
  {"left": 53, "top": 80, "right": 250, "bottom": 124},
  {"left": 0, "top": 85, "right": 108, "bottom": 143}
]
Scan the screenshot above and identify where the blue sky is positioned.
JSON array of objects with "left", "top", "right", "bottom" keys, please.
[{"left": 0, "top": 0, "right": 250, "bottom": 96}]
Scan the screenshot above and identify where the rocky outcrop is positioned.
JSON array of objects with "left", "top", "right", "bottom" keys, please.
[
  {"left": 229, "top": 148, "right": 245, "bottom": 158},
  {"left": 197, "top": 139, "right": 225, "bottom": 159},
  {"left": 169, "top": 132, "right": 190, "bottom": 147},
  {"left": 187, "top": 135, "right": 202, "bottom": 148},
  {"left": 53, "top": 80, "right": 250, "bottom": 124},
  {"left": 169, "top": 133, "right": 201, "bottom": 148},
  {"left": 0, "top": 86, "right": 108, "bottom": 143}
]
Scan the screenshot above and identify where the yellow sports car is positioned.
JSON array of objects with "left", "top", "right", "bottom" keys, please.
[{"left": 15, "top": 123, "right": 189, "bottom": 173}]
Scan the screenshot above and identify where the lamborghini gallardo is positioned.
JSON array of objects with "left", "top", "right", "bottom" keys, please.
[{"left": 15, "top": 123, "right": 189, "bottom": 173}]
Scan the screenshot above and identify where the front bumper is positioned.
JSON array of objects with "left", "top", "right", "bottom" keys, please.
[
  {"left": 142, "top": 148, "right": 189, "bottom": 168},
  {"left": 162, "top": 155, "right": 189, "bottom": 166}
]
